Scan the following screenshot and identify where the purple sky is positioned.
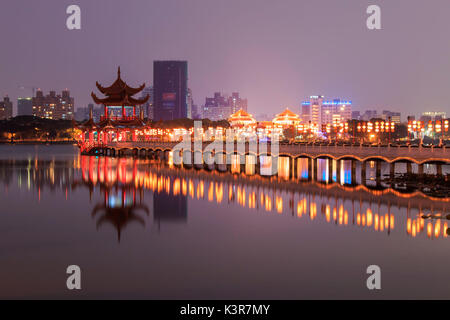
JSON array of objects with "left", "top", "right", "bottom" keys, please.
[{"left": 1, "top": 0, "right": 450, "bottom": 118}]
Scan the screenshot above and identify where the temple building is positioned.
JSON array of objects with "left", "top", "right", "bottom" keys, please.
[
  {"left": 272, "top": 108, "right": 301, "bottom": 128},
  {"left": 228, "top": 109, "right": 256, "bottom": 127},
  {"left": 91, "top": 67, "right": 149, "bottom": 121}
]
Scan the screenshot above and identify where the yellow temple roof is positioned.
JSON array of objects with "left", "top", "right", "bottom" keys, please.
[
  {"left": 228, "top": 109, "right": 256, "bottom": 122},
  {"left": 273, "top": 108, "right": 300, "bottom": 122}
]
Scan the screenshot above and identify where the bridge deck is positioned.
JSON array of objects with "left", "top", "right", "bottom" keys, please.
[{"left": 94, "top": 142, "right": 450, "bottom": 164}]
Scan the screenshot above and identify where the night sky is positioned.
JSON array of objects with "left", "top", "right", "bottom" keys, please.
[{"left": 1, "top": 0, "right": 450, "bottom": 118}]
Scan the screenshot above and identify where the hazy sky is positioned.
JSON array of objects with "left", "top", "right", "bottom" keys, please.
[{"left": 1, "top": 0, "right": 450, "bottom": 118}]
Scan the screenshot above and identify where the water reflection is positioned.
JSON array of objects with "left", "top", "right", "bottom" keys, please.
[
  {"left": 0, "top": 152, "right": 448, "bottom": 242},
  {"left": 92, "top": 187, "right": 149, "bottom": 242}
]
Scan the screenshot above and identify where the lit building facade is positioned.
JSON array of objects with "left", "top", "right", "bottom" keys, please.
[
  {"left": 32, "top": 89, "right": 74, "bottom": 120},
  {"left": 140, "top": 86, "right": 154, "bottom": 120},
  {"left": 0, "top": 96, "right": 13, "bottom": 120},
  {"left": 301, "top": 96, "right": 351, "bottom": 126}
]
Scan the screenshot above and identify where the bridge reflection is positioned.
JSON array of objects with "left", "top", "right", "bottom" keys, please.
[
  {"left": 74, "top": 154, "right": 448, "bottom": 240},
  {"left": 0, "top": 155, "right": 448, "bottom": 241}
]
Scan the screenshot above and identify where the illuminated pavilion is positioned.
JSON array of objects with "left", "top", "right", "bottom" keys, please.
[
  {"left": 272, "top": 108, "right": 301, "bottom": 128},
  {"left": 228, "top": 109, "right": 257, "bottom": 127}
]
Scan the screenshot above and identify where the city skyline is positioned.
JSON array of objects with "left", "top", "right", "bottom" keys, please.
[{"left": 1, "top": 0, "right": 450, "bottom": 119}]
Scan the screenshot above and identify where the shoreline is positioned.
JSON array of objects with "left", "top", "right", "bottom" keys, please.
[
  {"left": 383, "top": 173, "right": 450, "bottom": 198},
  {"left": 0, "top": 141, "right": 77, "bottom": 145}
]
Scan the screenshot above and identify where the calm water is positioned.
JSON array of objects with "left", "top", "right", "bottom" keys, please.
[{"left": 0, "top": 145, "right": 449, "bottom": 299}]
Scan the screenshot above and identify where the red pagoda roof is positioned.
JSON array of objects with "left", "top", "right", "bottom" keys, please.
[{"left": 91, "top": 67, "right": 149, "bottom": 106}]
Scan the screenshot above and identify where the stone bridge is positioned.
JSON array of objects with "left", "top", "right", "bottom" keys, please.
[{"left": 89, "top": 141, "right": 450, "bottom": 165}]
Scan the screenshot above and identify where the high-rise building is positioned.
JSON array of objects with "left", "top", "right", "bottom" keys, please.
[
  {"left": 32, "top": 89, "right": 74, "bottom": 120},
  {"left": 301, "top": 95, "right": 323, "bottom": 124},
  {"left": 301, "top": 96, "right": 352, "bottom": 126},
  {"left": 229, "top": 92, "right": 248, "bottom": 113},
  {"left": 140, "top": 86, "right": 154, "bottom": 119},
  {"left": 17, "top": 97, "right": 33, "bottom": 116},
  {"left": 201, "top": 92, "right": 248, "bottom": 121},
  {"left": 0, "top": 96, "right": 13, "bottom": 120},
  {"left": 153, "top": 61, "right": 188, "bottom": 121}
]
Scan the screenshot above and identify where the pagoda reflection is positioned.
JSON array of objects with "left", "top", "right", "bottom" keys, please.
[
  {"left": 75, "top": 154, "right": 448, "bottom": 240},
  {"left": 92, "top": 187, "right": 149, "bottom": 242}
]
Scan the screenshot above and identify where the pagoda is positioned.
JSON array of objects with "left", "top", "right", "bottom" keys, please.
[{"left": 91, "top": 67, "right": 149, "bottom": 121}]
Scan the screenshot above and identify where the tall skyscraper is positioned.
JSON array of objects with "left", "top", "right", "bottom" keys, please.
[
  {"left": 153, "top": 61, "right": 188, "bottom": 121},
  {"left": 17, "top": 97, "right": 33, "bottom": 116},
  {"left": 0, "top": 96, "right": 13, "bottom": 120},
  {"left": 32, "top": 89, "right": 74, "bottom": 120}
]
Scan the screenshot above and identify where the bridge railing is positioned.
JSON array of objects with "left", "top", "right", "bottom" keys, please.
[{"left": 89, "top": 141, "right": 449, "bottom": 162}]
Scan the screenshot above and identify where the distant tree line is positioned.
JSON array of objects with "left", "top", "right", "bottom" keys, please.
[
  {"left": 0, "top": 116, "right": 230, "bottom": 143},
  {"left": 0, "top": 116, "right": 75, "bottom": 142}
]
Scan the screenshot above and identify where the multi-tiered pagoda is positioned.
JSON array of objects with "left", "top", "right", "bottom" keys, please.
[
  {"left": 78, "top": 68, "right": 150, "bottom": 152},
  {"left": 91, "top": 67, "right": 149, "bottom": 121}
]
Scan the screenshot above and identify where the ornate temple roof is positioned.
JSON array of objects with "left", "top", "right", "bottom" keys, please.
[
  {"left": 91, "top": 67, "right": 149, "bottom": 106},
  {"left": 228, "top": 109, "right": 256, "bottom": 124},
  {"left": 272, "top": 108, "right": 301, "bottom": 124}
]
